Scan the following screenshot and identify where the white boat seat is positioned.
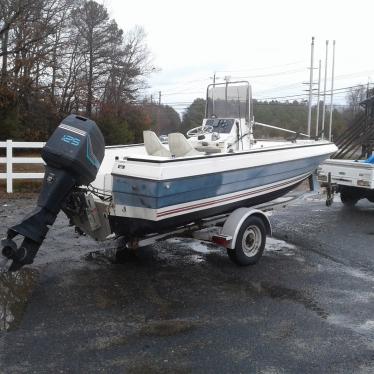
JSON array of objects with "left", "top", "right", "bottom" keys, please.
[
  {"left": 168, "top": 133, "right": 204, "bottom": 157},
  {"left": 143, "top": 130, "right": 171, "bottom": 157}
]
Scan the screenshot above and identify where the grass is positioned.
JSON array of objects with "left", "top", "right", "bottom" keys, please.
[{"left": 0, "top": 180, "right": 42, "bottom": 196}]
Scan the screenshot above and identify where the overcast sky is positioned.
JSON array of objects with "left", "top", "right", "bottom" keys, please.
[{"left": 107, "top": 0, "right": 374, "bottom": 112}]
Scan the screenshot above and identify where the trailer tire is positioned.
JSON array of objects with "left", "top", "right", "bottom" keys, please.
[
  {"left": 340, "top": 188, "right": 359, "bottom": 207},
  {"left": 367, "top": 191, "right": 374, "bottom": 203},
  {"left": 227, "top": 216, "right": 266, "bottom": 266}
]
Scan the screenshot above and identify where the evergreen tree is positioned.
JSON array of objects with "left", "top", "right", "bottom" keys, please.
[{"left": 181, "top": 98, "right": 205, "bottom": 133}]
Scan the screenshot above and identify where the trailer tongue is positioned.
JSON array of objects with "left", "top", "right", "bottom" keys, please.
[{"left": 1, "top": 115, "right": 105, "bottom": 271}]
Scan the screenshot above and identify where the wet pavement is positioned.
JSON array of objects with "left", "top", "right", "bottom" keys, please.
[{"left": 0, "top": 194, "right": 374, "bottom": 373}]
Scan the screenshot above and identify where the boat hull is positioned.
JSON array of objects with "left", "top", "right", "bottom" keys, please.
[
  {"left": 108, "top": 153, "right": 332, "bottom": 237},
  {"left": 109, "top": 175, "right": 304, "bottom": 237},
  {"left": 100, "top": 141, "right": 337, "bottom": 238}
]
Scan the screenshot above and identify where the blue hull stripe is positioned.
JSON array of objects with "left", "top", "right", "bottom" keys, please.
[{"left": 112, "top": 155, "right": 326, "bottom": 209}]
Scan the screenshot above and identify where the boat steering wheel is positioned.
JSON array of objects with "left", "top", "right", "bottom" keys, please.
[{"left": 186, "top": 125, "right": 213, "bottom": 138}]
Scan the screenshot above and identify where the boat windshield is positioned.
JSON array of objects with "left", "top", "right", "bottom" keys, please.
[
  {"left": 206, "top": 81, "right": 250, "bottom": 121},
  {"left": 205, "top": 118, "right": 234, "bottom": 134}
]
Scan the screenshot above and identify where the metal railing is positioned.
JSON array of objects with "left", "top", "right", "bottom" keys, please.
[{"left": 0, "top": 140, "right": 45, "bottom": 193}]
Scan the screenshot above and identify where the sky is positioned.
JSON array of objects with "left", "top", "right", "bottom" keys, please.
[{"left": 106, "top": 0, "right": 374, "bottom": 113}]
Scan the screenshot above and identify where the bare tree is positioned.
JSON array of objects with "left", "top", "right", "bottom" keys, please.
[
  {"left": 71, "top": 0, "right": 123, "bottom": 116},
  {"left": 102, "top": 26, "right": 155, "bottom": 112},
  {"left": 0, "top": 0, "right": 34, "bottom": 82},
  {"left": 346, "top": 85, "right": 367, "bottom": 115},
  {"left": 1, "top": 0, "right": 74, "bottom": 86},
  {"left": 0, "top": 0, "right": 157, "bottom": 142}
]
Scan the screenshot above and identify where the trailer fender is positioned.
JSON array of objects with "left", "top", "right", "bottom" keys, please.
[{"left": 220, "top": 208, "right": 272, "bottom": 249}]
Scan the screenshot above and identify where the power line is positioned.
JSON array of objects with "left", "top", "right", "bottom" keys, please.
[
  {"left": 154, "top": 83, "right": 374, "bottom": 109},
  {"left": 335, "top": 69, "right": 374, "bottom": 80},
  {"left": 162, "top": 89, "right": 204, "bottom": 97},
  {"left": 257, "top": 83, "right": 372, "bottom": 101},
  {"left": 160, "top": 69, "right": 305, "bottom": 97},
  {"left": 216, "top": 61, "right": 305, "bottom": 73},
  {"left": 154, "top": 61, "right": 306, "bottom": 92},
  {"left": 256, "top": 82, "right": 302, "bottom": 95},
  {"left": 155, "top": 66, "right": 308, "bottom": 97},
  {"left": 230, "top": 68, "right": 305, "bottom": 80},
  {"left": 155, "top": 68, "right": 374, "bottom": 100}
]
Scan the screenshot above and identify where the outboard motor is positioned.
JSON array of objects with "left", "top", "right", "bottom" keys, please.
[{"left": 1, "top": 114, "right": 105, "bottom": 271}]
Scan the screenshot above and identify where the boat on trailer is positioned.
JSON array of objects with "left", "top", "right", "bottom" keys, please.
[
  {"left": 89, "top": 81, "right": 336, "bottom": 237},
  {"left": 1, "top": 81, "right": 337, "bottom": 271}
]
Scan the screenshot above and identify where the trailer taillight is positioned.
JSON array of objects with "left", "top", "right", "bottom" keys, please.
[
  {"left": 212, "top": 234, "right": 232, "bottom": 247},
  {"left": 317, "top": 174, "right": 327, "bottom": 182},
  {"left": 357, "top": 179, "right": 370, "bottom": 187}
]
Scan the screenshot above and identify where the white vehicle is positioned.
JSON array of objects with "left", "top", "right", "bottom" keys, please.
[{"left": 317, "top": 158, "right": 374, "bottom": 206}]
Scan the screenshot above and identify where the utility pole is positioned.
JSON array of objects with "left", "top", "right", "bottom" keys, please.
[
  {"left": 157, "top": 91, "right": 161, "bottom": 134},
  {"left": 224, "top": 75, "right": 231, "bottom": 117},
  {"left": 210, "top": 72, "right": 219, "bottom": 116},
  {"left": 321, "top": 40, "right": 329, "bottom": 140},
  {"left": 328, "top": 40, "right": 336, "bottom": 141},
  {"left": 315, "top": 59, "right": 322, "bottom": 137},
  {"left": 307, "top": 37, "right": 315, "bottom": 137},
  {"left": 212, "top": 72, "right": 216, "bottom": 115}
]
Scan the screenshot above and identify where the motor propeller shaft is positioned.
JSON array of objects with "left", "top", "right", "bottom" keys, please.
[{"left": 1, "top": 237, "right": 40, "bottom": 272}]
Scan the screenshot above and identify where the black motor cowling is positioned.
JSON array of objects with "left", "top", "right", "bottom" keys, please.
[
  {"left": 42, "top": 114, "right": 104, "bottom": 185},
  {"left": 1, "top": 115, "right": 105, "bottom": 271}
]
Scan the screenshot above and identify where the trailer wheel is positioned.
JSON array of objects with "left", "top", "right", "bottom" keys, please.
[
  {"left": 367, "top": 191, "right": 374, "bottom": 203},
  {"left": 227, "top": 216, "right": 266, "bottom": 266},
  {"left": 340, "top": 188, "right": 359, "bottom": 207}
]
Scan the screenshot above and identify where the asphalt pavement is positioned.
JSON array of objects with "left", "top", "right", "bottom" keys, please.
[{"left": 0, "top": 193, "right": 373, "bottom": 373}]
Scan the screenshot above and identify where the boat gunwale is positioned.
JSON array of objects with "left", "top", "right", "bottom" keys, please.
[
  {"left": 116, "top": 141, "right": 335, "bottom": 164},
  {"left": 111, "top": 153, "right": 328, "bottom": 183}
]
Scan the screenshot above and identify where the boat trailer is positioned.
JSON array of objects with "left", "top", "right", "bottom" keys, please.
[{"left": 119, "top": 207, "right": 272, "bottom": 267}]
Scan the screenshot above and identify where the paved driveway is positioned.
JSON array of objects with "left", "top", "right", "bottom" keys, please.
[{"left": 0, "top": 194, "right": 373, "bottom": 373}]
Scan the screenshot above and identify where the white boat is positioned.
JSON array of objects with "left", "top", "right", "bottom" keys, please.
[
  {"left": 88, "top": 81, "right": 337, "bottom": 238},
  {"left": 1, "top": 81, "right": 337, "bottom": 270}
]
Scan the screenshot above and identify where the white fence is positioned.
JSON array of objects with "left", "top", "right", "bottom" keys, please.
[{"left": 0, "top": 140, "right": 45, "bottom": 193}]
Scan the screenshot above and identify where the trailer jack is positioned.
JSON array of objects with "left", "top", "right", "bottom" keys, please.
[{"left": 325, "top": 172, "right": 337, "bottom": 206}]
